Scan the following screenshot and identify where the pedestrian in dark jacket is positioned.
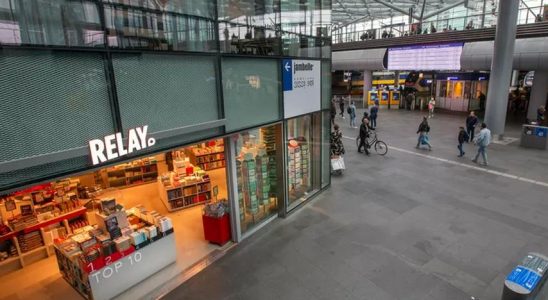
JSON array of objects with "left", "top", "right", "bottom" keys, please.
[
  {"left": 330, "top": 99, "right": 337, "bottom": 125},
  {"left": 416, "top": 117, "right": 432, "bottom": 150},
  {"left": 339, "top": 97, "right": 345, "bottom": 118},
  {"left": 358, "top": 118, "right": 371, "bottom": 155},
  {"left": 465, "top": 111, "right": 478, "bottom": 142},
  {"left": 369, "top": 103, "right": 379, "bottom": 129},
  {"left": 457, "top": 126, "right": 469, "bottom": 157}
]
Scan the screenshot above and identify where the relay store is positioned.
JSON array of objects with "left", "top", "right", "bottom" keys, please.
[{"left": 0, "top": 59, "right": 329, "bottom": 300}]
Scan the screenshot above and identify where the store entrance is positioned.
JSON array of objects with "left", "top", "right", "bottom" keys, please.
[{"left": 0, "top": 138, "right": 231, "bottom": 299}]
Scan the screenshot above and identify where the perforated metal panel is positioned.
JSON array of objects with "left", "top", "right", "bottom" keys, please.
[
  {"left": 0, "top": 50, "right": 114, "bottom": 163},
  {"left": 222, "top": 58, "right": 280, "bottom": 132},
  {"left": 112, "top": 54, "right": 220, "bottom": 133},
  {"left": 0, "top": 156, "right": 90, "bottom": 194}
]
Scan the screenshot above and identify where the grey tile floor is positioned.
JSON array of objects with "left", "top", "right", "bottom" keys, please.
[{"left": 163, "top": 109, "right": 548, "bottom": 300}]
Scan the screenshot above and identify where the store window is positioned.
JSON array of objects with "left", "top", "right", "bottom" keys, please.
[
  {"left": 222, "top": 58, "right": 281, "bottom": 132},
  {"left": 0, "top": 137, "right": 231, "bottom": 298},
  {"left": 219, "top": 23, "right": 280, "bottom": 56},
  {"left": 234, "top": 124, "right": 282, "bottom": 234},
  {"left": 104, "top": 6, "right": 216, "bottom": 52},
  {"left": 112, "top": 54, "right": 219, "bottom": 132},
  {"left": 0, "top": 0, "right": 103, "bottom": 47},
  {"left": 282, "top": 32, "right": 321, "bottom": 58},
  {"left": 286, "top": 113, "right": 321, "bottom": 210},
  {"left": 218, "top": 0, "right": 280, "bottom": 28},
  {"left": 281, "top": 0, "right": 321, "bottom": 36},
  {"left": 102, "top": 0, "right": 216, "bottom": 19}
]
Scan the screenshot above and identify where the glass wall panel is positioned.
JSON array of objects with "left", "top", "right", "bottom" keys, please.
[
  {"left": 320, "top": 0, "right": 331, "bottom": 36},
  {"left": 321, "top": 37, "right": 331, "bottom": 58},
  {"left": 112, "top": 54, "right": 219, "bottom": 132},
  {"left": 102, "top": 0, "right": 216, "bottom": 19},
  {"left": 321, "top": 111, "right": 330, "bottom": 188},
  {"left": 0, "top": 0, "right": 103, "bottom": 47},
  {"left": 321, "top": 60, "right": 332, "bottom": 110},
  {"left": 286, "top": 112, "right": 321, "bottom": 210},
  {"left": 104, "top": 5, "right": 216, "bottom": 52},
  {"left": 282, "top": 32, "right": 320, "bottom": 57},
  {"left": 281, "top": 0, "right": 321, "bottom": 36},
  {"left": 222, "top": 58, "right": 280, "bottom": 132},
  {"left": 219, "top": 22, "right": 280, "bottom": 55},
  {"left": 0, "top": 50, "right": 113, "bottom": 162},
  {"left": 235, "top": 124, "right": 282, "bottom": 234},
  {"left": 218, "top": 0, "right": 280, "bottom": 28}
]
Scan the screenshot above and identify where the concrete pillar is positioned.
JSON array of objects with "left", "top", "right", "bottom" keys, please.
[
  {"left": 484, "top": 0, "right": 519, "bottom": 136},
  {"left": 363, "top": 70, "right": 372, "bottom": 108},
  {"left": 527, "top": 70, "right": 548, "bottom": 121},
  {"left": 510, "top": 70, "right": 519, "bottom": 87}
]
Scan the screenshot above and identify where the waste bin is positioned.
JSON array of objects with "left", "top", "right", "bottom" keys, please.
[
  {"left": 502, "top": 252, "right": 548, "bottom": 300},
  {"left": 520, "top": 125, "right": 548, "bottom": 150}
]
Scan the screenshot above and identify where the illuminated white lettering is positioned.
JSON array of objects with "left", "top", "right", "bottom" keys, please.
[
  {"left": 115, "top": 133, "right": 127, "bottom": 156},
  {"left": 135, "top": 125, "right": 148, "bottom": 149},
  {"left": 89, "top": 139, "right": 107, "bottom": 165},
  {"left": 104, "top": 134, "right": 118, "bottom": 160},
  {"left": 127, "top": 129, "right": 141, "bottom": 153}
]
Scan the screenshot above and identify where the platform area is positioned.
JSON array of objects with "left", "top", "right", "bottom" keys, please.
[{"left": 163, "top": 109, "right": 548, "bottom": 300}]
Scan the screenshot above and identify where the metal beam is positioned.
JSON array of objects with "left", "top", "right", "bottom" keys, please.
[
  {"left": 371, "top": 0, "right": 421, "bottom": 19},
  {"left": 423, "top": 0, "right": 465, "bottom": 19},
  {"left": 334, "top": 0, "right": 353, "bottom": 18},
  {"left": 520, "top": 0, "right": 538, "bottom": 18}
]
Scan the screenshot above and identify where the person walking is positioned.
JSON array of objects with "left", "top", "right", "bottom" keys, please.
[
  {"left": 369, "top": 102, "right": 379, "bottom": 129},
  {"left": 478, "top": 92, "right": 486, "bottom": 112},
  {"left": 465, "top": 111, "right": 478, "bottom": 142},
  {"left": 428, "top": 97, "right": 436, "bottom": 118},
  {"left": 406, "top": 92, "right": 415, "bottom": 110},
  {"left": 472, "top": 123, "right": 491, "bottom": 166},
  {"left": 348, "top": 101, "right": 357, "bottom": 128},
  {"left": 457, "top": 126, "right": 469, "bottom": 157},
  {"left": 339, "top": 97, "right": 345, "bottom": 118},
  {"left": 330, "top": 98, "right": 337, "bottom": 125},
  {"left": 416, "top": 116, "right": 432, "bottom": 150},
  {"left": 358, "top": 118, "right": 371, "bottom": 155},
  {"left": 537, "top": 105, "right": 546, "bottom": 125}
]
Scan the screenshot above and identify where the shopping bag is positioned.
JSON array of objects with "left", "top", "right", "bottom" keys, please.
[
  {"left": 331, "top": 156, "right": 345, "bottom": 171},
  {"left": 420, "top": 134, "right": 430, "bottom": 145}
]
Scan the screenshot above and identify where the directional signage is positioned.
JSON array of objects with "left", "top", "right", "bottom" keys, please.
[
  {"left": 506, "top": 266, "right": 542, "bottom": 292},
  {"left": 282, "top": 59, "right": 321, "bottom": 118}
]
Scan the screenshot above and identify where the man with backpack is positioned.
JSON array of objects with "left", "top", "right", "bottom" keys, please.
[
  {"left": 457, "top": 126, "right": 469, "bottom": 157},
  {"left": 369, "top": 102, "right": 379, "bottom": 129},
  {"left": 347, "top": 101, "right": 357, "bottom": 128},
  {"left": 472, "top": 123, "right": 491, "bottom": 166}
]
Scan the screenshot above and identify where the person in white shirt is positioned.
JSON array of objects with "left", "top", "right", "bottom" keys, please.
[{"left": 472, "top": 123, "right": 491, "bottom": 166}]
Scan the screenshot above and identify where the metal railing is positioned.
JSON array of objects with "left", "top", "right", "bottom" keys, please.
[{"left": 332, "top": 5, "right": 545, "bottom": 44}]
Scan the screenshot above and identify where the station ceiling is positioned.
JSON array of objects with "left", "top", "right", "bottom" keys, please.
[{"left": 331, "top": 0, "right": 482, "bottom": 28}]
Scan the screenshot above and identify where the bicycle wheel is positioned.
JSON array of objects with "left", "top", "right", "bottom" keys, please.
[
  {"left": 356, "top": 136, "right": 360, "bottom": 148},
  {"left": 374, "top": 141, "right": 388, "bottom": 155}
]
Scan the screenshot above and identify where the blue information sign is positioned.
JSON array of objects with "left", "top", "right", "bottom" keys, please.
[
  {"left": 507, "top": 266, "right": 542, "bottom": 292},
  {"left": 282, "top": 59, "right": 292, "bottom": 92},
  {"left": 534, "top": 127, "right": 547, "bottom": 138}
]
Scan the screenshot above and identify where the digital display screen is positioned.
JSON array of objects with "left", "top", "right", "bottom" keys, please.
[
  {"left": 387, "top": 43, "right": 463, "bottom": 71},
  {"left": 381, "top": 93, "right": 388, "bottom": 100},
  {"left": 370, "top": 93, "right": 378, "bottom": 100},
  {"left": 393, "top": 93, "right": 399, "bottom": 100}
]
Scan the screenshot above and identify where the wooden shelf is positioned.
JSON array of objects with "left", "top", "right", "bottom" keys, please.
[
  {"left": 23, "top": 207, "right": 87, "bottom": 233},
  {"left": 0, "top": 256, "right": 20, "bottom": 267},
  {"left": 158, "top": 178, "right": 212, "bottom": 212},
  {"left": 21, "top": 245, "right": 47, "bottom": 256}
]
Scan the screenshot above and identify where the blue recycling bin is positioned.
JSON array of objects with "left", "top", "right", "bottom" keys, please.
[
  {"left": 520, "top": 125, "right": 547, "bottom": 150},
  {"left": 502, "top": 252, "right": 548, "bottom": 300}
]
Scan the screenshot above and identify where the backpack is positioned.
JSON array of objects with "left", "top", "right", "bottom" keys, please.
[{"left": 347, "top": 107, "right": 352, "bottom": 114}]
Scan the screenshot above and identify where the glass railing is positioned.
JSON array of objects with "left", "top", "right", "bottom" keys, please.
[{"left": 332, "top": 5, "right": 546, "bottom": 44}]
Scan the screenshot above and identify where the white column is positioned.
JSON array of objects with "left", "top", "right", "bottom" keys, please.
[
  {"left": 362, "top": 70, "right": 372, "bottom": 107},
  {"left": 527, "top": 70, "right": 548, "bottom": 121},
  {"left": 484, "top": 0, "right": 519, "bottom": 136}
]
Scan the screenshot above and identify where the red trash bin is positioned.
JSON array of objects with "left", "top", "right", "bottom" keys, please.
[{"left": 202, "top": 214, "right": 231, "bottom": 246}]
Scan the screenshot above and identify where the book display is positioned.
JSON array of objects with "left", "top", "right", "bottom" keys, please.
[
  {"left": 53, "top": 198, "right": 175, "bottom": 300},
  {"left": 185, "top": 139, "right": 225, "bottom": 171},
  {"left": 104, "top": 157, "right": 158, "bottom": 188},
  {"left": 157, "top": 157, "right": 213, "bottom": 212},
  {"left": 0, "top": 180, "right": 88, "bottom": 276},
  {"left": 236, "top": 126, "right": 279, "bottom": 232},
  {"left": 287, "top": 137, "right": 310, "bottom": 199}
]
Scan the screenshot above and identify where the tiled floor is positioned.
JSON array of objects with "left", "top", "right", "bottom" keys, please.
[{"left": 163, "top": 109, "right": 548, "bottom": 300}]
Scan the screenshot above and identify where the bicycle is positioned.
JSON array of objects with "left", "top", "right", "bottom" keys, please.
[{"left": 356, "top": 130, "right": 388, "bottom": 155}]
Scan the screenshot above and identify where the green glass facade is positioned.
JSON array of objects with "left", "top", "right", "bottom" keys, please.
[{"left": 0, "top": 0, "right": 332, "bottom": 211}]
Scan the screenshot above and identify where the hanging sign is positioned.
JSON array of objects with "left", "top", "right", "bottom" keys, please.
[
  {"left": 282, "top": 59, "right": 321, "bottom": 118},
  {"left": 89, "top": 125, "right": 156, "bottom": 166}
]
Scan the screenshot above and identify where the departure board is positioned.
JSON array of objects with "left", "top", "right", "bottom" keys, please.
[{"left": 387, "top": 43, "right": 463, "bottom": 71}]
